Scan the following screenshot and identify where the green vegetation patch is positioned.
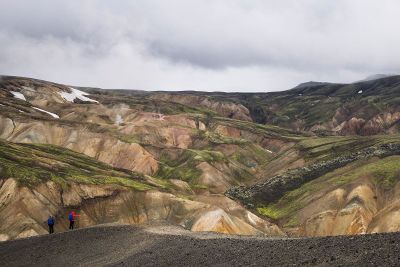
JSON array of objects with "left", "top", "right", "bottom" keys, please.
[
  {"left": 198, "top": 130, "right": 249, "bottom": 145},
  {"left": 116, "top": 134, "right": 141, "bottom": 144},
  {"left": 155, "top": 163, "right": 202, "bottom": 182},
  {"left": 155, "top": 148, "right": 227, "bottom": 184},
  {"left": 187, "top": 149, "right": 226, "bottom": 163},
  {"left": 0, "top": 139, "right": 152, "bottom": 190},
  {"left": 230, "top": 144, "right": 272, "bottom": 170},
  {"left": 101, "top": 176, "right": 152, "bottom": 191},
  {"left": 144, "top": 176, "right": 175, "bottom": 190}
]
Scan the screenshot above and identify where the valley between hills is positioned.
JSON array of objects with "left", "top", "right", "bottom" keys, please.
[{"left": 0, "top": 75, "right": 400, "bottom": 241}]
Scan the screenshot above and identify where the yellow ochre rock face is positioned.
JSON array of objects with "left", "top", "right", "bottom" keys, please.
[
  {"left": 303, "top": 185, "right": 377, "bottom": 236},
  {"left": 285, "top": 170, "right": 400, "bottom": 237},
  {"left": 0, "top": 178, "right": 283, "bottom": 240}
]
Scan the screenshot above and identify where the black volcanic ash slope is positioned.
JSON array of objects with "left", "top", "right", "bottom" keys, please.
[{"left": 0, "top": 225, "right": 399, "bottom": 266}]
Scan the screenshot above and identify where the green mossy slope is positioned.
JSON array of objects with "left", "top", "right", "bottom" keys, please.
[{"left": 0, "top": 139, "right": 152, "bottom": 190}]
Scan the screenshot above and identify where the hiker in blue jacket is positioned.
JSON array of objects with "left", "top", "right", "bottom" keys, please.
[{"left": 47, "top": 215, "right": 55, "bottom": 234}]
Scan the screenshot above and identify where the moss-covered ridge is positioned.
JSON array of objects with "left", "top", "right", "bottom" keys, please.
[
  {"left": 226, "top": 143, "right": 400, "bottom": 207},
  {"left": 0, "top": 139, "right": 152, "bottom": 190},
  {"left": 296, "top": 135, "right": 400, "bottom": 162}
]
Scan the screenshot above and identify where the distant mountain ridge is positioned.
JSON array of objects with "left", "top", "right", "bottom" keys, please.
[
  {"left": 294, "top": 74, "right": 399, "bottom": 89},
  {"left": 355, "top": 74, "right": 398, "bottom": 83},
  {"left": 294, "top": 81, "right": 331, "bottom": 89}
]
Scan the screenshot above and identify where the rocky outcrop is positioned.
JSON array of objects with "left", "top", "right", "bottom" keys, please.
[{"left": 226, "top": 144, "right": 400, "bottom": 206}]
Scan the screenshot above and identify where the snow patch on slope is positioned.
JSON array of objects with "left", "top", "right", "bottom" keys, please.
[
  {"left": 59, "top": 88, "right": 98, "bottom": 103},
  {"left": 115, "top": 114, "right": 124, "bottom": 125},
  {"left": 33, "top": 107, "right": 60, "bottom": 118},
  {"left": 247, "top": 211, "right": 258, "bottom": 225},
  {"left": 10, "top": 91, "right": 26, "bottom": 101}
]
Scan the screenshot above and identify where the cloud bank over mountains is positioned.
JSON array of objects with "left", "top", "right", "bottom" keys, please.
[{"left": 0, "top": 0, "right": 399, "bottom": 91}]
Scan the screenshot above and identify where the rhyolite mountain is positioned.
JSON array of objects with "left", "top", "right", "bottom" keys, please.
[{"left": 0, "top": 75, "right": 399, "bottom": 240}]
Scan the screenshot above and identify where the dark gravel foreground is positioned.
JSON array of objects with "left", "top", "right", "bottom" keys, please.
[{"left": 1, "top": 225, "right": 400, "bottom": 267}]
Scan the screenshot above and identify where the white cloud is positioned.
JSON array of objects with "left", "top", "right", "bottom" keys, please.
[{"left": 0, "top": 0, "right": 399, "bottom": 91}]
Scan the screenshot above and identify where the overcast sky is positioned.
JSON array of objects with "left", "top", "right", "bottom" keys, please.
[{"left": 0, "top": 0, "right": 399, "bottom": 92}]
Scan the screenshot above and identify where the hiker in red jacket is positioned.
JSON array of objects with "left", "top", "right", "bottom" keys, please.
[{"left": 68, "top": 211, "right": 80, "bottom": 230}]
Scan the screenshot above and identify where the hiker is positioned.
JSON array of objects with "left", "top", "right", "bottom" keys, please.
[
  {"left": 47, "top": 215, "right": 55, "bottom": 234},
  {"left": 68, "top": 211, "right": 80, "bottom": 230}
]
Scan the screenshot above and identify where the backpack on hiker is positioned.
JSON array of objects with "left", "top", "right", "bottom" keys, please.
[{"left": 47, "top": 216, "right": 54, "bottom": 226}]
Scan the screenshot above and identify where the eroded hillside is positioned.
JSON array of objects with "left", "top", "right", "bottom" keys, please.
[
  {"left": 0, "top": 140, "right": 285, "bottom": 241},
  {"left": 228, "top": 137, "right": 400, "bottom": 236},
  {"left": 0, "top": 76, "right": 296, "bottom": 240},
  {"left": 148, "top": 76, "right": 400, "bottom": 135},
  {"left": 0, "top": 75, "right": 399, "bottom": 240}
]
